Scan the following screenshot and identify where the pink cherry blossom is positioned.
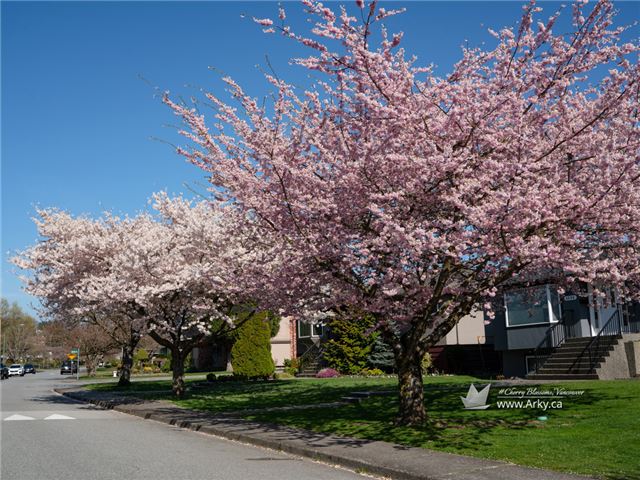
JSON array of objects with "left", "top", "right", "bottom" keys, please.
[{"left": 166, "top": 0, "right": 640, "bottom": 424}]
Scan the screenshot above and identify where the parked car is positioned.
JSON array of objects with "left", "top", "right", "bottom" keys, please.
[
  {"left": 0, "top": 363, "right": 8, "bottom": 380},
  {"left": 23, "top": 363, "right": 36, "bottom": 374},
  {"left": 60, "top": 361, "right": 77, "bottom": 375},
  {"left": 8, "top": 364, "right": 24, "bottom": 377}
]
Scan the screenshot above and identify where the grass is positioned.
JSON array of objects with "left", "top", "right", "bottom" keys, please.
[
  {"left": 244, "top": 379, "right": 640, "bottom": 480},
  {"left": 83, "top": 371, "right": 224, "bottom": 385},
  {"left": 86, "top": 374, "right": 475, "bottom": 406},
  {"left": 83, "top": 375, "right": 640, "bottom": 479}
]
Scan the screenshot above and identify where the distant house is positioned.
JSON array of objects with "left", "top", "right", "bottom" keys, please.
[
  {"left": 192, "top": 316, "right": 298, "bottom": 372},
  {"left": 270, "top": 311, "right": 501, "bottom": 376}
]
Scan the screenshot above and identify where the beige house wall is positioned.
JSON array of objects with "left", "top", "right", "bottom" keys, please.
[
  {"left": 270, "top": 317, "right": 293, "bottom": 368},
  {"left": 439, "top": 309, "right": 487, "bottom": 346},
  {"left": 272, "top": 309, "right": 490, "bottom": 363}
]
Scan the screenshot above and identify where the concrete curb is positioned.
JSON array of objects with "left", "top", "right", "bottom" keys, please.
[{"left": 54, "top": 387, "right": 596, "bottom": 480}]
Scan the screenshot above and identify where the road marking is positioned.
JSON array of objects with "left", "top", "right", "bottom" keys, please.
[
  {"left": 4, "top": 414, "right": 36, "bottom": 421},
  {"left": 44, "top": 414, "right": 75, "bottom": 420}
]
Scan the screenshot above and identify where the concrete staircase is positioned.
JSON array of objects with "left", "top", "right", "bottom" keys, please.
[
  {"left": 296, "top": 359, "right": 321, "bottom": 378},
  {"left": 527, "top": 336, "right": 621, "bottom": 380},
  {"left": 295, "top": 344, "right": 323, "bottom": 378}
]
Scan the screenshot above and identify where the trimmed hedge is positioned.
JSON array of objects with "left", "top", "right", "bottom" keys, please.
[{"left": 231, "top": 311, "right": 275, "bottom": 379}]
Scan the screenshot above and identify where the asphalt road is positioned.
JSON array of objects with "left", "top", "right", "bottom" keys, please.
[{"left": 0, "top": 370, "right": 367, "bottom": 480}]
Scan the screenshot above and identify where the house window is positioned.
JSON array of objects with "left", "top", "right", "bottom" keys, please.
[
  {"left": 312, "top": 323, "right": 324, "bottom": 337},
  {"left": 298, "top": 321, "right": 324, "bottom": 338},
  {"left": 525, "top": 355, "right": 548, "bottom": 374},
  {"left": 298, "top": 321, "right": 311, "bottom": 338},
  {"left": 505, "top": 285, "right": 561, "bottom": 327}
]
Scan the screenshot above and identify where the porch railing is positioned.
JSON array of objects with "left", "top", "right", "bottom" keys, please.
[
  {"left": 580, "top": 310, "right": 623, "bottom": 374},
  {"left": 531, "top": 321, "right": 567, "bottom": 374},
  {"left": 297, "top": 343, "right": 323, "bottom": 372}
]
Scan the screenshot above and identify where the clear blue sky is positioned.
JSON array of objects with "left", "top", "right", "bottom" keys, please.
[{"left": 2, "top": 1, "right": 638, "bottom": 319}]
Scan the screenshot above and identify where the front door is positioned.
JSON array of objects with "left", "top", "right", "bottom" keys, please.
[{"left": 589, "top": 288, "right": 619, "bottom": 336}]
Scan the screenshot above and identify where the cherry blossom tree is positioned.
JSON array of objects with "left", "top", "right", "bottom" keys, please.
[
  {"left": 134, "top": 194, "right": 281, "bottom": 395},
  {"left": 13, "top": 194, "right": 277, "bottom": 396},
  {"left": 12, "top": 210, "right": 150, "bottom": 386},
  {"left": 166, "top": 0, "right": 640, "bottom": 424}
]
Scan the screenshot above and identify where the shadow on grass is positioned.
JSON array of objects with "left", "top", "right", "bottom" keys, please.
[
  {"left": 245, "top": 382, "right": 613, "bottom": 457},
  {"left": 94, "top": 377, "right": 401, "bottom": 412}
]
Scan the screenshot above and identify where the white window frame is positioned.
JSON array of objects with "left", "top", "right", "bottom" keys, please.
[
  {"left": 505, "top": 284, "right": 562, "bottom": 328},
  {"left": 298, "top": 320, "right": 324, "bottom": 338}
]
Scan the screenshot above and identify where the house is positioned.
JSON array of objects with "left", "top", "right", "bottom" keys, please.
[
  {"left": 429, "top": 309, "right": 501, "bottom": 376},
  {"left": 272, "top": 311, "right": 500, "bottom": 376},
  {"left": 191, "top": 316, "right": 298, "bottom": 372},
  {"left": 484, "top": 283, "right": 640, "bottom": 379}
]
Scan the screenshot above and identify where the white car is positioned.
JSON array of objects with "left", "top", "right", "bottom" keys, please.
[{"left": 8, "top": 364, "right": 24, "bottom": 377}]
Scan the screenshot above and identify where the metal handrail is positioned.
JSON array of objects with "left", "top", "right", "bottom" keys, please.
[
  {"left": 297, "top": 343, "right": 322, "bottom": 372},
  {"left": 580, "top": 309, "right": 622, "bottom": 374},
  {"left": 531, "top": 321, "right": 566, "bottom": 374}
]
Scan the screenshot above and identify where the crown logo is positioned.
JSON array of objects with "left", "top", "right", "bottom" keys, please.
[{"left": 460, "top": 384, "right": 491, "bottom": 410}]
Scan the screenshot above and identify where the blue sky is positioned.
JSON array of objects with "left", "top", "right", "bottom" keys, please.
[{"left": 2, "top": 1, "right": 638, "bottom": 318}]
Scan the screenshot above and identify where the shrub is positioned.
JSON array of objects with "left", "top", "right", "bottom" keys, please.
[
  {"left": 367, "top": 336, "right": 396, "bottom": 373},
  {"left": 316, "top": 368, "right": 340, "bottom": 378},
  {"left": 206, "top": 373, "right": 217, "bottom": 382},
  {"left": 360, "top": 368, "right": 384, "bottom": 376},
  {"left": 184, "top": 352, "right": 196, "bottom": 372},
  {"left": 159, "top": 354, "right": 172, "bottom": 372},
  {"left": 283, "top": 358, "right": 299, "bottom": 376},
  {"left": 421, "top": 352, "right": 432, "bottom": 375},
  {"left": 323, "top": 312, "right": 377, "bottom": 374},
  {"left": 142, "top": 366, "right": 153, "bottom": 374},
  {"left": 231, "top": 311, "right": 275, "bottom": 379},
  {"left": 133, "top": 348, "right": 149, "bottom": 367},
  {"left": 283, "top": 358, "right": 299, "bottom": 369}
]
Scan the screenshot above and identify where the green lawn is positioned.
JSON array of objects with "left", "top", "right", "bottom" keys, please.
[
  {"left": 86, "top": 375, "right": 475, "bottom": 406},
  {"left": 244, "top": 379, "right": 640, "bottom": 480},
  {"left": 84, "top": 376, "right": 640, "bottom": 479},
  {"left": 83, "top": 371, "right": 223, "bottom": 385}
]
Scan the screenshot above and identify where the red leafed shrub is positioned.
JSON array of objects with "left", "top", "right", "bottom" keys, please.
[{"left": 316, "top": 368, "right": 340, "bottom": 378}]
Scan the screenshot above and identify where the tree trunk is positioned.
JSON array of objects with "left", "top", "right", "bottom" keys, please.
[
  {"left": 396, "top": 352, "right": 426, "bottom": 426},
  {"left": 118, "top": 343, "right": 134, "bottom": 387},
  {"left": 171, "top": 349, "right": 186, "bottom": 398},
  {"left": 85, "top": 357, "right": 96, "bottom": 377}
]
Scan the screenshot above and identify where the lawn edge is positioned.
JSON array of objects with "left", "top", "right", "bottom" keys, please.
[{"left": 53, "top": 386, "right": 596, "bottom": 480}]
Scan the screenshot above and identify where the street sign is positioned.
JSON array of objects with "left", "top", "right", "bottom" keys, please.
[
  {"left": 67, "top": 354, "right": 77, "bottom": 360},
  {"left": 70, "top": 348, "right": 79, "bottom": 354}
]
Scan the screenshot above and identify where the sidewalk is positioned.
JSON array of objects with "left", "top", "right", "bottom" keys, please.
[{"left": 55, "top": 387, "right": 595, "bottom": 480}]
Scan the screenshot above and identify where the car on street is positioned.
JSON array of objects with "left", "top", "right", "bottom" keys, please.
[
  {"left": 8, "top": 364, "right": 24, "bottom": 377},
  {"left": 60, "top": 361, "right": 77, "bottom": 375},
  {"left": 23, "top": 363, "right": 36, "bottom": 374},
  {"left": 0, "top": 363, "right": 8, "bottom": 380}
]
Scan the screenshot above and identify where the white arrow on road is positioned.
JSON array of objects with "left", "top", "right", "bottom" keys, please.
[
  {"left": 44, "top": 414, "right": 75, "bottom": 420},
  {"left": 4, "top": 414, "right": 36, "bottom": 421}
]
